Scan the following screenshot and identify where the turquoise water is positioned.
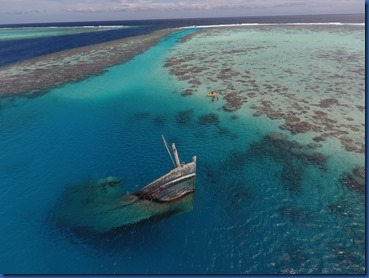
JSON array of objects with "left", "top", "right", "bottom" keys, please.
[{"left": 0, "top": 29, "right": 365, "bottom": 274}]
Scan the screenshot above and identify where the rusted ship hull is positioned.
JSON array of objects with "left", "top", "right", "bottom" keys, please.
[
  {"left": 133, "top": 157, "right": 196, "bottom": 202},
  {"left": 53, "top": 141, "right": 196, "bottom": 233}
]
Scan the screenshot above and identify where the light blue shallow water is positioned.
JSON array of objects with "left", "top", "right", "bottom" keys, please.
[{"left": 0, "top": 29, "right": 365, "bottom": 274}]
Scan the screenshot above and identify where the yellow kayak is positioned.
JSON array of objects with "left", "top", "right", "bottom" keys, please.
[{"left": 207, "top": 93, "right": 219, "bottom": 97}]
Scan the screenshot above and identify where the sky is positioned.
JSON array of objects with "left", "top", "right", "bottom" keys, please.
[{"left": 0, "top": 0, "right": 364, "bottom": 24}]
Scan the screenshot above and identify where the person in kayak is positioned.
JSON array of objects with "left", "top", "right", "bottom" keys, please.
[{"left": 209, "top": 91, "right": 219, "bottom": 101}]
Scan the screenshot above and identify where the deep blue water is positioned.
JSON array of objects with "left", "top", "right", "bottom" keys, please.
[
  {"left": 0, "top": 13, "right": 364, "bottom": 66},
  {"left": 0, "top": 15, "right": 366, "bottom": 274}
]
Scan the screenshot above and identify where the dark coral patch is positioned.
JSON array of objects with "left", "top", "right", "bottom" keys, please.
[
  {"left": 223, "top": 92, "right": 243, "bottom": 112},
  {"left": 340, "top": 166, "right": 365, "bottom": 194},
  {"left": 225, "top": 184, "right": 253, "bottom": 215},
  {"left": 175, "top": 109, "right": 193, "bottom": 125},
  {"left": 216, "top": 125, "right": 231, "bottom": 136},
  {"left": 198, "top": 113, "right": 220, "bottom": 125},
  {"left": 281, "top": 161, "right": 304, "bottom": 193},
  {"left": 279, "top": 205, "right": 314, "bottom": 226},
  {"left": 181, "top": 88, "right": 194, "bottom": 96},
  {"left": 222, "top": 132, "right": 328, "bottom": 193},
  {"left": 280, "top": 120, "right": 312, "bottom": 134},
  {"left": 152, "top": 115, "right": 166, "bottom": 128},
  {"left": 319, "top": 98, "right": 339, "bottom": 108},
  {"left": 356, "top": 105, "right": 365, "bottom": 112}
]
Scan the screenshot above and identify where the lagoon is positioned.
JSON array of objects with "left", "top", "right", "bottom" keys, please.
[{"left": 0, "top": 16, "right": 365, "bottom": 274}]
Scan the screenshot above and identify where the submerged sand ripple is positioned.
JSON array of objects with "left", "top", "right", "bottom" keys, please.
[
  {"left": 164, "top": 26, "right": 365, "bottom": 155},
  {"left": 0, "top": 29, "right": 173, "bottom": 96}
]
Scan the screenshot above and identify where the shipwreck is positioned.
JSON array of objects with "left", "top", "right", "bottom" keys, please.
[{"left": 54, "top": 136, "right": 197, "bottom": 233}]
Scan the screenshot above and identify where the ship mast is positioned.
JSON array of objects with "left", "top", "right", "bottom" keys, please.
[
  {"left": 172, "top": 143, "right": 181, "bottom": 168},
  {"left": 162, "top": 135, "right": 176, "bottom": 167},
  {"left": 162, "top": 135, "right": 181, "bottom": 168}
]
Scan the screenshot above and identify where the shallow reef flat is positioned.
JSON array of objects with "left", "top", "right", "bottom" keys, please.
[
  {"left": 0, "top": 29, "right": 173, "bottom": 97},
  {"left": 164, "top": 25, "right": 365, "bottom": 157}
]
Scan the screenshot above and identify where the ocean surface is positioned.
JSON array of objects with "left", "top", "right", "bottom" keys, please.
[{"left": 0, "top": 14, "right": 365, "bottom": 274}]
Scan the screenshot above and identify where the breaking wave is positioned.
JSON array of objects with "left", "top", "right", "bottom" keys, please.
[{"left": 178, "top": 22, "right": 365, "bottom": 29}]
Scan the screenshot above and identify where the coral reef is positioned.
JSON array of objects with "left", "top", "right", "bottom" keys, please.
[{"left": 0, "top": 29, "right": 173, "bottom": 97}]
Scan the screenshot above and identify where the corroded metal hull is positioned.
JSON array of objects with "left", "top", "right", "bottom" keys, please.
[{"left": 134, "top": 157, "right": 196, "bottom": 202}]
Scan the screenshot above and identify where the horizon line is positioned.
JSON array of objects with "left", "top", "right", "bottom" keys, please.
[{"left": 0, "top": 12, "right": 364, "bottom": 27}]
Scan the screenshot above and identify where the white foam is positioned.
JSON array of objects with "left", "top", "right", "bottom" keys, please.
[{"left": 177, "top": 22, "right": 365, "bottom": 29}]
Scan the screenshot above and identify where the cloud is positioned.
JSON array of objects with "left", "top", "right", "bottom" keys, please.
[
  {"left": 6, "top": 9, "right": 45, "bottom": 15},
  {"left": 65, "top": 7, "right": 100, "bottom": 13},
  {"left": 0, "top": 0, "right": 364, "bottom": 24},
  {"left": 65, "top": 0, "right": 260, "bottom": 13},
  {"left": 63, "top": 0, "right": 249, "bottom": 13},
  {"left": 0, "top": 0, "right": 58, "bottom": 15},
  {"left": 62, "top": 0, "right": 362, "bottom": 14}
]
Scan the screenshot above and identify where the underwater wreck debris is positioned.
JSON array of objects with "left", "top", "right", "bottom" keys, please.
[
  {"left": 97, "top": 176, "right": 122, "bottom": 187},
  {"left": 53, "top": 137, "right": 197, "bottom": 232},
  {"left": 340, "top": 166, "right": 365, "bottom": 194}
]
